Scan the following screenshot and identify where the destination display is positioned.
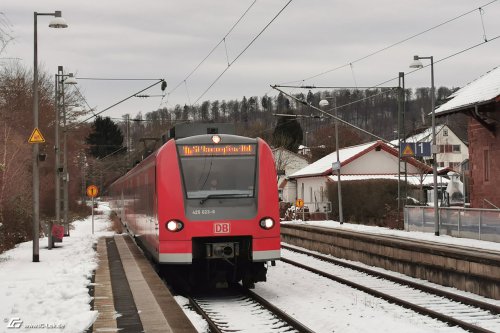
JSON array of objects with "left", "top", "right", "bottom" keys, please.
[{"left": 178, "top": 144, "right": 256, "bottom": 156}]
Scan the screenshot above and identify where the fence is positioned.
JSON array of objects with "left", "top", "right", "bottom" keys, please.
[
  {"left": 404, "top": 206, "right": 500, "bottom": 243},
  {"left": 284, "top": 201, "right": 332, "bottom": 221}
]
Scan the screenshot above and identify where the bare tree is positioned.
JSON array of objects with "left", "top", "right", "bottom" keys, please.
[{"left": 0, "top": 13, "right": 14, "bottom": 56}]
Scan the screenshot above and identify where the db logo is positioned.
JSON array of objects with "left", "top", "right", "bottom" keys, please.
[{"left": 214, "top": 223, "right": 230, "bottom": 234}]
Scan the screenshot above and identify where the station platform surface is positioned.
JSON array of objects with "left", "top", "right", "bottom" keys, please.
[{"left": 91, "top": 235, "right": 197, "bottom": 333}]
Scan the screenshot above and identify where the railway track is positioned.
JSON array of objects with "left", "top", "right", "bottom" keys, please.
[
  {"left": 187, "top": 285, "right": 314, "bottom": 333},
  {"left": 282, "top": 244, "right": 500, "bottom": 333}
]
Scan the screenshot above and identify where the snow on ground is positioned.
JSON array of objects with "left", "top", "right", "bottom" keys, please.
[
  {"left": 1, "top": 205, "right": 499, "bottom": 333},
  {"left": 0, "top": 204, "right": 114, "bottom": 333},
  {"left": 255, "top": 259, "right": 464, "bottom": 333},
  {"left": 283, "top": 219, "right": 500, "bottom": 252}
]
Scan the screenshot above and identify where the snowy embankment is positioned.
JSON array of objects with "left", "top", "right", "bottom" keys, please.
[{"left": 0, "top": 204, "right": 114, "bottom": 333}]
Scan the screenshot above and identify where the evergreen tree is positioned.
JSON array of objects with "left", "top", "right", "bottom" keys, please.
[
  {"left": 200, "top": 101, "right": 210, "bottom": 121},
  {"left": 174, "top": 104, "right": 182, "bottom": 120},
  {"left": 86, "top": 116, "right": 124, "bottom": 159},
  {"left": 272, "top": 115, "right": 303, "bottom": 152},
  {"left": 211, "top": 100, "right": 220, "bottom": 121},
  {"left": 220, "top": 100, "right": 228, "bottom": 120},
  {"left": 182, "top": 104, "right": 189, "bottom": 120},
  {"left": 261, "top": 95, "right": 269, "bottom": 110},
  {"left": 231, "top": 100, "right": 240, "bottom": 122},
  {"left": 277, "top": 92, "right": 287, "bottom": 112},
  {"left": 241, "top": 96, "right": 249, "bottom": 124}
]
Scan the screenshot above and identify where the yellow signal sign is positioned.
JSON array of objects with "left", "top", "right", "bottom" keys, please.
[
  {"left": 28, "top": 127, "right": 45, "bottom": 143},
  {"left": 402, "top": 144, "right": 415, "bottom": 157},
  {"left": 295, "top": 198, "right": 304, "bottom": 208},
  {"left": 86, "top": 185, "right": 99, "bottom": 198}
]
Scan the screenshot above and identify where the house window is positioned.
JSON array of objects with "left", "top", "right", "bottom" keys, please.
[
  {"left": 438, "top": 162, "right": 445, "bottom": 168},
  {"left": 484, "top": 149, "right": 490, "bottom": 182},
  {"left": 452, "top": 145, "right": 461, "bottom": 153},
  {"left": 439, "top": 144, "right": 452, "bottom": 153},
  {"left": 443, "top": 128, "right": 448, "bottom": 136}
]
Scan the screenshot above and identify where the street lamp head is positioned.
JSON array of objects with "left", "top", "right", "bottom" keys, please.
[
  {"left": 49, "top": 11, "right": 68, "bottom": 28},
  {"left": 319, "top": 99, "right": 329, "bottom": 107},
  {"left": 409, "top": 57, "right": 423, "bottom": 69},
  {"left": 64, "top": 73, "right": 77, "bottom": 85}
]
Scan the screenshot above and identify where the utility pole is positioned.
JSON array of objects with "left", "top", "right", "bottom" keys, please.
[
  {"left": 51, "top": 66, "right": 64, "bottom": 249},
  {"left": 62, "top": 79, "right": 69, "bottom": 237}
]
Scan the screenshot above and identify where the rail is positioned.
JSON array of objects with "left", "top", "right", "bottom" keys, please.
[
  {"left": 404, "top": 206, "right": 500, "bottom": 243},
  {"left": 282, "top": 245, "right": 500, "bottom": 333}
]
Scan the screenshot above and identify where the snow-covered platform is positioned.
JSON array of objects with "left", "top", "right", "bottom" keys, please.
[{"left": 92, "top": 235, "right": 197, "bottom": 333}]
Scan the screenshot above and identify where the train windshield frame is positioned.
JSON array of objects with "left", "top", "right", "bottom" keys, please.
[{"left": 177, "top": 143, "right": 258, "bottom": 201}]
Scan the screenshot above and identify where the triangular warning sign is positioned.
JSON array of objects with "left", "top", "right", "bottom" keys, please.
[
  {"left": 402, "top": 143, "right": 414, "bottom": 156},
  {"left": 28, "top": 127, "right": 45, "bottom": 143}
]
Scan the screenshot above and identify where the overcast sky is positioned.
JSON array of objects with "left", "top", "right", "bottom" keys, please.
[{"left": 1, "top": 0, "right": 499, "bottom": 120}]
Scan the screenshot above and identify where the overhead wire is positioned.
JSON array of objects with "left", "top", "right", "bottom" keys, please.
[
  {"left": 69, "top": 79, "right": 165, "bottom": 128},
  {"left": 371, "top": 33, "right": 500, "bottom": 89},
  {"left": 272, "top": 85, "right": 395, "bottom": 144},
  {"left": 193, "top": 0, "right": 293, "bottom": 105},
  {"left": 270, "top": 31, "right": 500, "bottom": 143},
  {"left": 168, "top": 0, "right": 258, "bottom": 96},
  {"left": 279, "top": 0, "right": 498, "bottom": 85},
  {"left": 72, "top": 84, "right": 98, "bottom": 117}
]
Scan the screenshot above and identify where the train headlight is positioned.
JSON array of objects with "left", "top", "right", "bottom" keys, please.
[
  {"left": 166, "top": 220, "right": 184, "bottom": 232},
  {"left": 211, "top": 135, "right": 221, "bottom": 144},
  {"left": 259, "top": 217, "right": 275, "bottom": 230}
]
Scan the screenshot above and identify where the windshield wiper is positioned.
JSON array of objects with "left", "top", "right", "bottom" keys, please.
[{"left": 199, "top": 193, "right": 251, "bottom": 205}]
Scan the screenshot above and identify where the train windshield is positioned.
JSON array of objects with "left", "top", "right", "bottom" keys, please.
[{"left": 177, "top": 144, "right": 257, "bottom": 200}]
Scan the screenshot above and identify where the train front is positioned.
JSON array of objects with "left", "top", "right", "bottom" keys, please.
[{"left": 156, "top": 134, "right": 280, "bottom": 288}]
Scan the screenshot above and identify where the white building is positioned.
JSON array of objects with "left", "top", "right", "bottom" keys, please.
[
  {"left": 287, "top": 140, "right": 433, "bottom": 211},
  {"left": 272, "top": 147, "right": 309, "bottom": 202},
  {"left": 393, "top": 124, "right": 469, "bottom": 171}
]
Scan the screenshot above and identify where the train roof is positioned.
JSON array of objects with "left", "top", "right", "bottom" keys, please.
[{"left": 162, "top": 123, "right": 235, "bottom": 142}]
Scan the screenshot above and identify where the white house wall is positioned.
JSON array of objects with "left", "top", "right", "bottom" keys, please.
[
  {"left": 342, "top": 149, "right": 424, "bottom": 174},
  {"left": 286, "top": 148, "right": 429, "bottom": 206},
  {"left": 296, "top": 177, "right": 329, "bottom": 211},
  {"left": 434, "top": 126, "right": 469, "bottom": 168},
  {"left": 282, "top": 180, "right": 297, "bottom": 203},
  {"left": 273, "top": 148, "right": 309, "bottom": 186}
]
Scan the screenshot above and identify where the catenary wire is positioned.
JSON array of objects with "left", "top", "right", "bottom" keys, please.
[
  {"left": 193, "top": 0, "right": 293, "bottom": 105},
  {"left": 168, "top": 0, "right": 258, "bottom": 96},
  {"left": 279, "top": 0, "right": 498, "bottom": 85}
]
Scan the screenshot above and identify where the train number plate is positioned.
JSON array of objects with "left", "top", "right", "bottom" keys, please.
[{"left": 214, "top": 223, "right": 230, "bottom": 234}]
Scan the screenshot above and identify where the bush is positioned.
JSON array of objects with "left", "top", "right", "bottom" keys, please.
[{"left": 327, "top": 179, "right": 403, "bottom": 229}]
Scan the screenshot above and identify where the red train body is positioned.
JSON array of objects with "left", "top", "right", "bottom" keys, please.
[{"left": 109, "top": 132, "right": 280, "bottom": 287}]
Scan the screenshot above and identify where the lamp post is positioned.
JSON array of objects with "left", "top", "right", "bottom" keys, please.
[
  {"left": 32, "top": 11, "right": 68, "bottom": 262},
  {"left": 410, "top": 55, "right": 439, "bottom": 236},
  {"left": 319, "top": 97, "right": 343, "bottom": 224}
]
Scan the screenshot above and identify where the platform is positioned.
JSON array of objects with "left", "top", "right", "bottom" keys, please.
[{"left": 91, "top": 235, "right": 197, "bottom": 333}]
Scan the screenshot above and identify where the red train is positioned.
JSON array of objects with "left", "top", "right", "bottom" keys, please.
[{"left": 108, "top": 124, "right": 280, "bottom": 288}]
